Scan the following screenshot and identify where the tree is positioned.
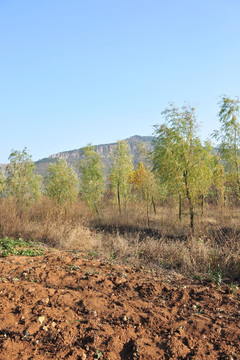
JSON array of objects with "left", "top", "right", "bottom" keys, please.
[
  {"left": 0, "top": 167, "right": 6, "bottom": 196},
  {"left": 6, "top": 148, "right": 42, "bottom": 204},
  {"left": 129, "top": 161, "right": 158, "bottom": 226},
  {"left": 109, "top": 141, "right": 133, "bottom": 214},
  {"left": 153, "top": 104, "right": 214, "bottom": 233},
  {"left": 78, "top": 144, "right": 106, "bottom": 214},
  {"left": 212, "top": 153, "right": 225, "bottom": 208},
  {"left": 45, "top": 159, "right": 79, "bottom": 205},
  {"left": 213, "top": 95, "right": 240, "bottom": 201}
]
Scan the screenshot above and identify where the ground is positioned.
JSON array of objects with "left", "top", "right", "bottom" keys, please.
[{"left": 0, "top": 249, "right": 239, "bottom": 360}]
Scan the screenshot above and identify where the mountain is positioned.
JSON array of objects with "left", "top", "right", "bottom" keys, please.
[{"left": 35, "top": 135, "right": 154, "bottom": 177}]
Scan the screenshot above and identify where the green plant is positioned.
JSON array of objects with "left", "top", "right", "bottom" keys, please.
[
  {"left": 78, "top": 144, "right": 106, "bottom": 214},
  {"left": 88, "top": 250, "right": 99, "bottom": 258},
  {"left": 0, "top": 237, "right": 44, "bottom": 257},
  {"left": 95, "top": 350, "right": 102, "bottom": 359},
  {"left": 153, "top": 104, "right": 214, "bottom": 232},
  {"left": 67, "top": 265, "right": 81, "bottom": 271},
  {"left": 6, "top": 148, "right": 42, "bottom": 205},
  {"left": 45, "top": 158, "right": 79, "bottom": 205},
  {"left": 213, "top": 95, "right": 240, "bottom": 200},
  {"left": 109, "top": 140, "right": 133, "bottom": 214},
  {"left": 230, "top": 283, "right": 239, "bottom": 297},
  {"left": 110, "top": 251, "right": 115, "bottom": 271},
  {"left": 0, "top": 167, "right": 6, "bottom": 196},
  {"left": 209, "top": 264, "right": 222, "bottom": 287}
]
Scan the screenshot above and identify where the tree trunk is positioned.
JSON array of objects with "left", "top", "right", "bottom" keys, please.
[
  {"left": 190, "top": 205, "right": 194, "bottom": 234},
  {"left": 117, "top": 181, "right": 121, "bottom": 215},
  {"left": 179, "top": 193, "right": 182, "bottom": 222},
  {"left": 201, "top": 194, "right": 204, "bottom": 215},
  {"left": 152, "top": 196, "right": 157, "bottom": 214},
  {"left": 146, "top": 193, "right": 150, "bottom": 228},
  {"left": 95, "top": 203, "right": 99, "bottom": 217},
  {"left": 183, "top": 170, "right": 194, "bottom": 234}
]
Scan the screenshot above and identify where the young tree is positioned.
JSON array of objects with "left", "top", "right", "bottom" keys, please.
[
  {"left": 153, "top": 104, "right": 213, "bottom": 233},
  {"left": 78, "top": 144, "right": 106, "bottom": 214},
  {"left": 0, "top": 167, "right": 6, "bottom": 196},
  {"left": 213, "top": 95, "right": 240, "bottom": 201},
  {"left": 129, "top": 161, "right": 158, "bottom": 226},
  {"left": 212, "top": 153, "right": 225, "bottom": 208},
  {"left": 6, "top": 148, "right": 42, "bottom": 204},
  {"left": 109, "top": 141, "right": 133, "bottom": 214},
  {"left": 45, "top": 159, "right": 79, "bottom": 205}
]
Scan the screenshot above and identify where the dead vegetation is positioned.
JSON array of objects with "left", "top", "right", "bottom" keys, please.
[{"left": 0, "top": 197, "right": 240, "bottom": 283}]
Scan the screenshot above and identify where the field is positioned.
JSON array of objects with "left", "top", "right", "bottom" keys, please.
[{"left": 0, "top": 198, "right": 239, "bottom": 359}]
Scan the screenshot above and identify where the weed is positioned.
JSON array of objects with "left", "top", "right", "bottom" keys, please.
[
  {"left": 95, "top": 350, "right": 102, "bottom": 359},
  {"left": 88, "top": 250, "right": 98, "bottom": 257},
  {"left": 109, "top": 251, "right": 115, "bottom": 271},
  {"left": 0, "top": 237, "right": 44, "bottom": 257},
  {"left": 86, "top": 269, "right": 92, "bottom": 275},
  {"left": 67, "top": 265, "right": 81, "bottom": 271},
  {"left": 230, "top": 283, "right": 239, "bottom": 297},
  {"left": 209, "top": 264, "right": 222, "bottom": 287}
]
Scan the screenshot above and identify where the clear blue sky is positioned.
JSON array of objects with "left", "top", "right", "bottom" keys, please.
[{"left": 1, "top": 0, "right": 240, "bottom": 163}]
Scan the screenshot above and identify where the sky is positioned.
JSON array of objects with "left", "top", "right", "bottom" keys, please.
[{"left": 1, "top": 0, "right": 240, "bottom": 163}]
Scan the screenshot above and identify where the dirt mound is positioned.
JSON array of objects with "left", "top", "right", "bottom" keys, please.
[{"left": 0, "top": 250, "right": 239, "bottom": 359}]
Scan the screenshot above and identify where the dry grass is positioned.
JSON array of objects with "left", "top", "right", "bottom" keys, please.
[
  {"left": 0, "top": 197, "right": 240, "bottom": 283},
  {"left": 0, "top": 198, "right": 101, "bottom": 252}
]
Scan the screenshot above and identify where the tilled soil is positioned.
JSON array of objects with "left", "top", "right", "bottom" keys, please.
[{"left": 0, "top": 249, "right": 239, "bottom": 359}]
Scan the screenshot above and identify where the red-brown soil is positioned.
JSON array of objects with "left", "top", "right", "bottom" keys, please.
[{"left": 0, "top": 249, "right": 239, "bottom": 360}]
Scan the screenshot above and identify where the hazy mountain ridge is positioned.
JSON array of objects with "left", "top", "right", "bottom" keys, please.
[{"left": 35, "top": 135, "right": 154, "bottom": 177}]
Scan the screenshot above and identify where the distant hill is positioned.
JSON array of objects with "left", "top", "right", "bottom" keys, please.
[{"left": 35, "top": 135, "right": 154, "bottom": 177}]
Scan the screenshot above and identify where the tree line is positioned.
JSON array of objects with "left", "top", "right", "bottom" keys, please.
[{"left": 1, "top": 95, "right": 240, "bottom": 233}]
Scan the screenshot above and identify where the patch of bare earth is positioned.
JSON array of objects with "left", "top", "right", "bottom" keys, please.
[{"left": 0, "top": 250, "right": 239, "bottom": 359}]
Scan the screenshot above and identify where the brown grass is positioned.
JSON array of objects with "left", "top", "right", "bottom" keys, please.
[{"left": 0, "top": 197, "right": 240, "bottom": 283}]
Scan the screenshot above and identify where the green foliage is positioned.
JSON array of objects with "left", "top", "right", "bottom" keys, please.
[
  {"left": 45, "top": 158, "right": 79, "bottom": 205},
  {"left": 153, "top": 104, "right": 214, "bottom": 231},
  {"left": 213, "top": 95, "right": 240, "bottom": 200},
  {"left": 212, "top": 153, "right": 225, "bottom": 207},
  {"left": 129, "top": 161, "right": 159, "bottom": 225},
  {"left": 0, "top": 237, "right": 44, "bottom": 257},
  {"left": 209, "top": 264, "right": 222, "bottom": 287},
  {"left": 0, "top": 167, "right": 6, "bottom": 196},
  {"left": 109, "top": 141, "right": 133, "bottom": 214},
  {"left": 6, "top": 148, "right": 42, "bottom": 205},
  {"left": 79, "top": 144, "right": 106, "bottom": 213}
]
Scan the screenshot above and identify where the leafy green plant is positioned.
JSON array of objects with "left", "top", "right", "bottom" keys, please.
[
  {"left": 153, "top": 104, "right": 214, "bottom": 232},
  {"left": 213, "top": 95, "right": 240, "bottom": 200},
  {"left": 78, "top": 144, "right": 106, "bottom": 214},
  {"left": 6, "top": 148, "right": 42, "bottom": 205},
  {"left": 0, "top": 167, "right": 6, "bottom": 196},
  {"left": 109, "top": 141, "right": 133, "bottom": 214},
  {"left": 45, "top": 158, "right": 79, "bottom": 205},
  {"left": 67, "top": 265, "right": 81, "bottom": 271},
  {"left": 0, "top": 237, "right": 44, "bottom": 257}
]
